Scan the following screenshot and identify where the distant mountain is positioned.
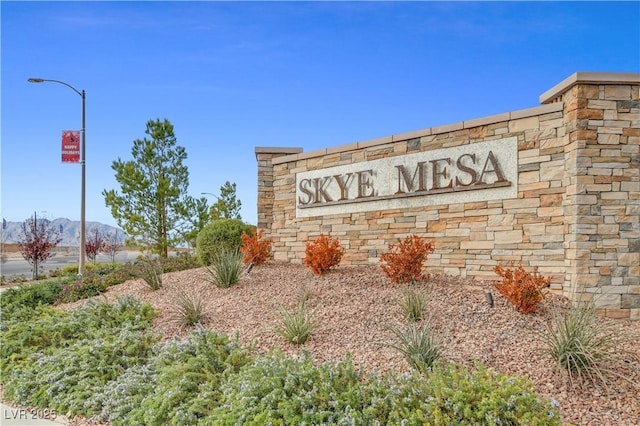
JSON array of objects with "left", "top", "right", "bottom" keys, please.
[{"left": 1, "top": 218, "right": 126, "bottom": 247}]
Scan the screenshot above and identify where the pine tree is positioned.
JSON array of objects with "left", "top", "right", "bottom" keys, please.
[
  {"left": 103, "top": 118, "right": 195, "bottom": 258},
  {"left": 210, "top": 181, "right": 242, "bottom": 220}
]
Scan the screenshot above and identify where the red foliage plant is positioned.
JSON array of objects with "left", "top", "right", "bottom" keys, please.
[
  {"left": 240, "top": 229, "right": 273, "bottom": 266},
  {"left": 18, "top": 215, "right": 62, "bottom": 280},
  {"left": 493, "top": 263, "right": 551, "bottom": 314},
  {"left": 380, "top": 234, "right": 434, "bottom": 284},
  {"left": 86, "top": 229, "right": 106, "bottom": 264},
  {"left": 103, "top": 230, "right": 124, "bottom": 264},
  {"left": 304, "top": 233, "right": 345, "bottom": 275}
]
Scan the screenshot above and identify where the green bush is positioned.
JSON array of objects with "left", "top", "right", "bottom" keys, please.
[
  {"left": 210, "top": 353, "right": 561, "bottom": 425},
  {"left": 162, "top": 252, "right": 201, "bottom": 273},
  {"left": 211, "top": 351, "right": 368, "bottom": 425},
  {"left": 2, "top": 296, "right": 158, "bottom": 417},
  {"left": 0, "top": 277, "right": 72, "bottom": 312},
  {"left": 89, "top": 363, "right": 156, "bottom": 425},
  {"left": 0, "top": 296, "right": 157, "bottom": 370},
  {"left": 2, "top": 299, "right": 561, "bottom": 426},
  {"left": 123, "top": 328, "right": 252, "bottom": 425},
  {"left": 98, "top": 262, "right": 137, "bottom": 286},
  {"left": 377, "top": 362, "right": 562, "bottom": 425},
  {"left": 1, "top": 305, "right": 74, "bottom": 371},
  {"left": 47, "top": 268, "right": 63, "bottom": 278},
  {"left": 62, "top": 264, "right": 80, "bottom": 276},
  {"left": 196, "top": 219, "right": 254, "bottom": 265},
  {"left": 57, "top": 278, "right": 108, "bottom": 303},
  {"left": 56, "top": 262, "right": 137, "bottom": 303}
]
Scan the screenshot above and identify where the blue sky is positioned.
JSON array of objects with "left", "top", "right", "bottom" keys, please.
[{"left": 1, "top": 1, "right": 639, "bottom": 228}]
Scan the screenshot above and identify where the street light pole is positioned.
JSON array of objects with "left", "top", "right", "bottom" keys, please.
[{"left": 28, "top": 77, "right": 87, "bottom": 276}]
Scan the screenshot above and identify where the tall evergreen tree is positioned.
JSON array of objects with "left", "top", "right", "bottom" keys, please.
[
  {"left": 103, "top": 118, "right": 194, "bottom": 258},
  {"left": 210, "top": 181, "right": 242, "bottom": 220}
]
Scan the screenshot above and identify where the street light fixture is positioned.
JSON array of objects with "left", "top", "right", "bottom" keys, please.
[
  {"left": 201, "top": 192, "right": 220, "bottom": 200},
  {"left": 28, "top": 77, "right": 87, "bottom": 276}
]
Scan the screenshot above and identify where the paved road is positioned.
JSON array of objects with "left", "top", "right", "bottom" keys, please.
[{"left": 1, "top": 251, "right": 141, "bottom": 280}]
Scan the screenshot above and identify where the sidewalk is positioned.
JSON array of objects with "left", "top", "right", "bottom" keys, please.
[{"left": 0, "top": 403, "right": 67, "bottom": 425}]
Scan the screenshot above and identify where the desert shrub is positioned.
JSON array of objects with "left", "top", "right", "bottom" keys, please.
[
  {"left": 0, "top": 278, "right": 68, "bottom": 311},
  {"left": 0, "top": 269, "right": 127, "bottom": 312},
  {"left": 47, "top": 268, "right": 63, "bottom": 278},
  {"left": 69, "top": 263, "right": 127, "bottom": 300},
  {"left": 86, "top": 262, "right": 119, "bottom": 275},
  {"left": 211, "top": 352, "right": 368, "bottom": 424},
  {"left": 62, "top": 264, "right": 80, "bottom": 276},
  {"left": 5, "top": 326, "right": 157, "bottom": 417},
  {"left": 210, "top": 353, "right": 561, "bottom": 425},
  {"left": 399, "top": 285, "right": 430, "bottom": 322},
  {"left": 240, "top": 229, "right": 273, "bottom": 266},
  {"left": 2, "top": 297, "right": 158, "bottom": 417},
  {"left": 387, "top": 320, "right": 443, "bottom": 373},
  {"left": 2, "top": 295, "right": 157, "bottom": 369},
  {"left": 124, "top": 328, "right": 252, "bottom": 426},
  {"left": 170, "top": 288, "right": 207, "bottom": 328},
  {"left": 303, "top": 233, "right": 345, "bottom": 275},
  {"left": 57, "top": 278, "right": 109, "bottom": 303},
  {"left": 135, "top": 256, "right": 163, "bottom": 290},
  {"left": 493, "top": 263, "right": 550, "bottom": 314},
  {"left": 380, "top": 234, "right": 434, "bottom": 284},
  {"left": 205, "top": 248, "right": 244, "bottom": 288},
  {"left": 1, "top": 305, "right": 73, "bottom": 371},
  {"left": 54, "top": 262, "right": 138, "bottom": 303},
  {"left": 196, "top": 219, "right": 254, "bottom": 265},
  {"left": 89, "top": 363, "right": 156, "bottom": 424},
  {"left": 377, "top": 363, "right": 562, "bottom": 425},
  {"left": 537, "top": 301, "right": 632, "bottom": 386},
  {"left": 273, "top": 298, "right": 316, "bottom": 345},
  {"left": 2, "top": 296, "right": 560, "bottom": 425},
  {"left": 99, "top": 262, "right": 137, "bottom": 286},
  {"left": 162, "top": 252, "right": 201, "bottom": 272}
]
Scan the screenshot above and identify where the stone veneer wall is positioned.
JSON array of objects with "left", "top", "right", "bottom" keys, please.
[{"left": 255, "top": 72, "right": 640, "bottom": 320}]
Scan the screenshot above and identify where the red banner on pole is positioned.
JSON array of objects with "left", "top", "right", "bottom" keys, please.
[{"left": 62, "top": 130, "right": 81, "bottom": 163}]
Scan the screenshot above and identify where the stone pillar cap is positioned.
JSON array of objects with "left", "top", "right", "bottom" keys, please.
[{"left": 540, "top": 71, "right": 640, "bottom": 104}]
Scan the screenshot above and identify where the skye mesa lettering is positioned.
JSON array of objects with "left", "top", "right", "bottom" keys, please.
[
  {"left": 298, "top": 169, "right": 376, "bottom": 205},
  {"left": 395, "top": 151, "right": 507, "bottom": 194},
  {"left": 297, "top": 149, "right": 508, "bottom": 207}
]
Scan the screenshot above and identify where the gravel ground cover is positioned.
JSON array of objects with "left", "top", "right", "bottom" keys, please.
[{"left": 57, "top": 262, "right": 639, "bottom": 425}]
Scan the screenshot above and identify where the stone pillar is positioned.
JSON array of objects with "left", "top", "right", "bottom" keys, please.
[
  {"left": 254, "top": 147, "right": 303, "bottom": 232},
  {"left": 543, "top": 73, "right": 640, "bottom": 319}
]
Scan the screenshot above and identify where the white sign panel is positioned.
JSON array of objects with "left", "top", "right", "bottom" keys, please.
[{"left": 296, "top": 137, "right": 518, "bottom": 218}]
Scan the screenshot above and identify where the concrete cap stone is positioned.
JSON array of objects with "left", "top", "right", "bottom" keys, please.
[{"left": 539, "top": 72, "right": 640, "bottom": 104}]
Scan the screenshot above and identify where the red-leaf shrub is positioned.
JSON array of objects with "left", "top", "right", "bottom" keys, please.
[
  {"left": 380, "top": 234, "right": 434, "bottom": 284},
  {"left": 304, "top": 233, "right": 344, "bottom": 275},
  {"left": 493, "top": 263, "right": 551, "bottom": 314},
  {"left": 18, "top": 215, "right": 62, "bottom": 280},
  {"left": 86, "top": 229, "right": 106, "bottom": 264},
  {"left": 240, "top": 229, "right": 273, "bottom": 266}
]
